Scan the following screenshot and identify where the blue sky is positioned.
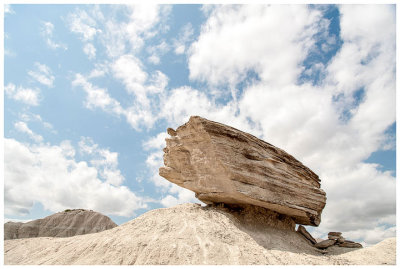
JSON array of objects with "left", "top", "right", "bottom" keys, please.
[{"left": 3, "top": 4, "right": 396, "bottom": 245}]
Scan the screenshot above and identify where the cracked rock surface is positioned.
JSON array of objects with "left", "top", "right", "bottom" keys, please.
[{"left": 159, "top": 116, "right": 326, "bottom": 226}]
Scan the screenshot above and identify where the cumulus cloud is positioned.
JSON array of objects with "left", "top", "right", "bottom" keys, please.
[
  {"left": 188, "top": 5, "right": 326, "bottom": 88},
  {"left": 41, "top": 21, "right": 67, "bottom": 50},
  {"left": 101, "top": 5, "right": 171, "bottom": 57},
  {"left": 14, "top": 121, "right": 43, "bottom": 143},
  {"left": 112, "top": 54, "right": 168, "bottom": 105},
  {"left": 4, "top": 138, "right": 147, "bottom": 217},
  {"left": 79, "top": 137, "right": 125, "bottom": 186},
  {"left": 72, "top": 68, "right": 168, "bottom": 131},
  {"left": 5, "top": 83, "right": 40, "bottom": 106},
  {"left": 28, "top": 62, "right": 55, "bottom": 87}
]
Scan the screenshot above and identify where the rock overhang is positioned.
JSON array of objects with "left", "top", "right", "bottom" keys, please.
[{"left": 159, "top": 116, "right": 327, "bottom": 226}]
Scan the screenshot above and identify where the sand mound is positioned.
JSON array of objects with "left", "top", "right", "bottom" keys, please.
[
  {"left": 4, "top": 209, "right": 117, "bottom": 240},
  {"left": 4, "top": 204, "right": 395, "bottom": 265}
]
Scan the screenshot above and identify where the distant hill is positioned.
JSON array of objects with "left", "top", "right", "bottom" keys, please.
[{"left": 4, "top": 209, "right": 117, "bottom": 240}]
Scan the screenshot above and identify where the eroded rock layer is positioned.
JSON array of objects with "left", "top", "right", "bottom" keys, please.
[
  {"left": 159, "top": 116, "right": 326, "bottom": 226},
  {"left": 4, "top": 209, "right": 117, "bottom": 240}
]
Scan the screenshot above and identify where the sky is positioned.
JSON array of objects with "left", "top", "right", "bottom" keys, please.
[{"left": 3, "top": 4, "right": 396, "bottom": 246}]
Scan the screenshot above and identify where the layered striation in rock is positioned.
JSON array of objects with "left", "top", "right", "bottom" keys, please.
[
  {"left": 4, "top": 209, "right": 117, "bottom": 240},
  {"left": 297, "top": 225, "right": 317, "bottom": 245},
  {"left": 159, "top": 116, "right": 326, "bottom": 226}
]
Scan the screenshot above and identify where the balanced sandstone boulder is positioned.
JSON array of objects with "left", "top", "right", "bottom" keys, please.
[
  {"left": 159, "top": 116, "right": 326, "bottom": 226},
  {"left": 4, "top": 209, "right": 117, "bottom": 240}
]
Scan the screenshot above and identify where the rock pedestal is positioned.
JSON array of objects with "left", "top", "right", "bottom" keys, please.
[{"left": 159, "top": 116, "right": 327, "bottom": 226}]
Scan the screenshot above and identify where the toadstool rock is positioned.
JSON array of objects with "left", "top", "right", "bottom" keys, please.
[{"left": 159, "top": 116, "right": 326, "bottom": 226}]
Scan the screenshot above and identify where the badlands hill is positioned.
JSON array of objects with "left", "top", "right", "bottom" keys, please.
[
  {"left": 4, "top": 203, "right": 396, "bottom": 265},
  {"left": 4, "top": 209, "right": 117, "bottom": 240}
]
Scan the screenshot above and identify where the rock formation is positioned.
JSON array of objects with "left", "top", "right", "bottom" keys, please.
[
  {"left": 297, "top": 225, "right": 317, "bottom": 245},
  {"left": 4, "top": 204, "right": 393, "bottom": 265},
  {"left": 4, "top": 209, "right": 117, "bottom": 240},
  {"left": 339, "top": 241, "right": 363, "bottom": 248},
  {"left": 314, "top": 231, "right": 363, "bottom": 249},
  {"left": 328, "top": 231, "right": 345, "bottom": 243},
  {"left": 315, "top": 239, "right": 336, "bottom": 249},
  {"left": 159, "top": 116, "right": 326, "bottom": 226}
]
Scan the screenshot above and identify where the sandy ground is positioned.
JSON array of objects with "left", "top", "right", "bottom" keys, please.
[{"left": 4, "top": 203, "right": 396, "bottom": 265}]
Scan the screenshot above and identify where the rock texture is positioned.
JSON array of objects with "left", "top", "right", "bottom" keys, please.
[
  {"left": 159, "top": 116, "right": 326, "bottom": 226},
  {"left": 315, "top": 239, "right": 336, "bottom": 249},
  {"left": 4, "top": 204, "right": 394, "bottom": 265},
  {"left": 316, "top": 232, "right": 362, "bottom": 250},
  {"left": 339, "top": 241, "right": 363, "bottom": 248},
  {"left": 297, "top": 225, "right": 317, "bottom": 245},
  {"left": 4, "top": 209, "right": 117, "bottom": 240}
]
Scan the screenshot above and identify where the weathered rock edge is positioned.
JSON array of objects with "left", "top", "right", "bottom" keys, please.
[{"left": 159, "top": 116, "right": 326, "bottom": 226}]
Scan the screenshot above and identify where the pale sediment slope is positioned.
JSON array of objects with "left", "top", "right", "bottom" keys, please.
[{"left": 4, "top": 203, "right": 396, "bottom": 265}]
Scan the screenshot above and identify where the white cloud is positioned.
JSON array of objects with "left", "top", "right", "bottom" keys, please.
[
  {"left": 83, "top": 43, "right": 96, "bottom": 59},
  {"left": 188, "top": 5, "right": 325, "bottom": 88},
  {"left": 160, "top": 188, "right": 198, "bottom": 208},
  {"left": 173, "top": 23, "right": 194, "bottom": 55},
  {"left": 5, "top": 138, "right": 146, "bottom": 217},
  {"left": 72, "top": 70, "right": 166, "bottom": 131},
  {"left": 112, "top": 55, "right": 148, "bottom": 100},
  {"left": 79, "top": 137, "right": 125, "bottom": 186},
  {"left": 41, "top": 21, "right": 67, "bottom": 50},
  {"left": 5, "top": 4, "right": 15, "bottom": 14},
  {"left": 88, "top": 63, "right": 109, "bottom": 79},
  {"left": 4, "top": 218, "right": 32, "bottom": 223},
  {"left": 147, "top": 40, "right": 169, "bottom": 64},
  {"left": 67, "top": 9, "right": 101, "bottom": 41},
  {"left": 72, "top": 73, "right": 124, "bottom": 116},
  {"left": 67, "top": 5, "right": 171, "bottom": 131},
  {"left": 143, "top": 132, "right": 168, "bottom": 151},
  {"left": 112, "top": 54, "right": 168, "bottom": 99},
  {"left": 71, "top": 5, "right": 171, "bottom": 58},
  {"left": 14, "top": 121, "right": 43, "bottom": 143},
  {"left": 5, "top": 83, "right": 40, "bottom": 106},
  {"left": 19, "top": 112, "right": 56, "bottom": 134},
  {"left": 28, "top": 62, "right": 55, "bottom": 87}
]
